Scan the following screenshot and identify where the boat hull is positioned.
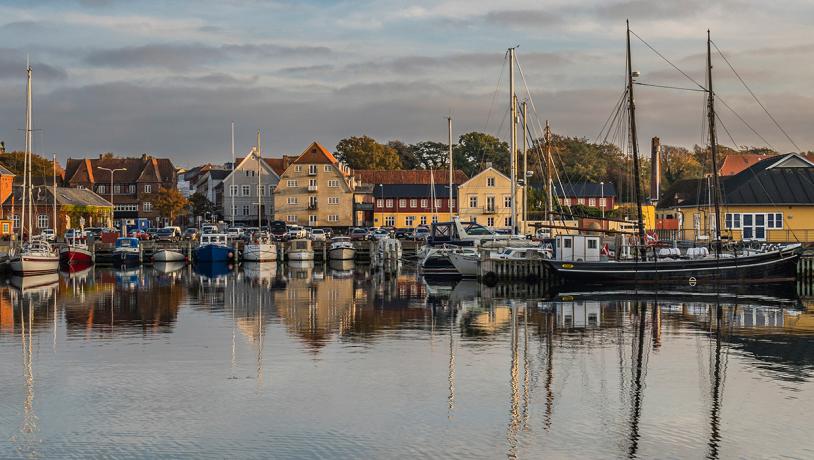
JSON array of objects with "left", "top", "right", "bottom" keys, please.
[
  {"left": 243, "top": 243, "right": 277, "bottom": 262},
  {"left": 328, "top": 247, "right": 355, "bottom": 260},
  {"left": 288, "top": 250, "right": 314, "bottom": 261},
  {"left": 59, "top": 246, "right": 93, "bottom": 267},
  {"left": 153, "top": 249, "right": 186, "bottom": 262},
  {"left": 11, "top": 254, "right": 60, "bottom": 275},
  {"left": 448, "top": 252, "right": 479, "bottom": 278},
  {"left": 112, "top": 250, "right": 141, "bottom": 266},
  {"left": 195, "top": 244, "right": 234, "bottom": 263},
  {"left": 546, "top": 248, "right": 800, "bottom": 290}
]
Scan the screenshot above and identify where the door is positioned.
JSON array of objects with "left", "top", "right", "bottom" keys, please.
[{"left": 742, "top": 214, "right": 766, "bottom": 241}]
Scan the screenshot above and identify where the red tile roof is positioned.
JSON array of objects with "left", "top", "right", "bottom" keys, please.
[
  {"left": 292, "top": 142, "right": 338, "bottom": 165},
  {"left": 718, "top": 154, "right": 775, "bottom": 176},
  {"left": 354, "top": 169, "right": 468, "bottom": 185}
]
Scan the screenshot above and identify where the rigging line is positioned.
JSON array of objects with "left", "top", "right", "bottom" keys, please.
[
  {"left": 484, "top": 52, "right": 508, "bottom": 133},
  {"left": 629, "top": 29, "right": 707, "bottom": 91},
  {"left": 715, "top": 112, "right": 739, "bottom": 150},
  {"left": 596, "top": 87, "right": 628, "bottom": 144},
  {"left": 634, "top": 82, "right": 708, "bottom": 92},
  {"left": 711, "top": 40, "right": 801, "bottom": 152},
  {"left": 715, "top": 95, "right": 776, "bottom": 151}
]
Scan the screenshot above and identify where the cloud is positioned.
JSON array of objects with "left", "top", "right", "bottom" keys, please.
[
  {"left": 0, "top": 48, "right": 68, "bottom": 81},
  {"left": 483, "top": 9, "right": 561, "bottom": 27}
]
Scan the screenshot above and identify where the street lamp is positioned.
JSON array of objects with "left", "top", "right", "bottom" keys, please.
[
  {"left": 97, "top": 166, "right": 126, "bottom": 230},
  {"left": 600, "top": 181, "right": 605, "bottom": 220}
]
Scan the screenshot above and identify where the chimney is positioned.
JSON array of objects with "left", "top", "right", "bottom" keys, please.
[
  {"left": 650, "top": 137, "right": 661, "bottom": 203},
  {"left": 485, "top": 161, "right": 493, "bottom": 169}
]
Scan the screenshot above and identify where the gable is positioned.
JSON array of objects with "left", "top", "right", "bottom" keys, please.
[
  {"left": 459, "top": 167, "right": 510, "bottom": 189},
  {"left": 767, "top": 154, "right": 814, "bottom": 169},
  {"left": 292, "top": 142, "right": 339, "bottom": 165}
]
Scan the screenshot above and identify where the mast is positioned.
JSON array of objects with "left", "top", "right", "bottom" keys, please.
[
  {"left": 706, "top": 30, "right": 722, "bottom": 254},
  {"left": 256, "top": 129, "right": 262, "bottom": 228},
  {"left": 522, "top": 100, "right": 528, "bottom": 234},
  {"left": 448, "top": 116, "right": 453, "bottom": 221},
  {"left": 626, "top": 20, "right": 646, "bottom": 258},
  {"left": 26, "top": 63, "right": 34, "bottom": 240},
  {"left": 509, "top": 47, "right": 517, "bottom": 234},
  {"left": 19, "top": 64, "right": 30, "bottom": 242},
  {"left": 231, "top": 121, "right": 235, "bottom": 227},
  {"left": 53, "top": 154, "right": 57, "bottom": 235},
  {"left": 545, "top": 120, "right": 553, "bottom": 222}
]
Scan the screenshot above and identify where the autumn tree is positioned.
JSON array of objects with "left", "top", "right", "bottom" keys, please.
[
  {"left": 0, "top": 151, "right": 65, "bottom": 178},
  {"left": 151, "top": 187, "right": 189, "bottom": 222},
  {"left": 335, "top": 136, "right": 402, "bottom": 170},
  {"left": 660, "top": 145, "right": 703, "bottom": 188}
]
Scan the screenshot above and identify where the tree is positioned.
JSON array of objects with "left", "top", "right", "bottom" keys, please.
[
  {"left": 188, "top": 192, "right": 216, "bottom": 219},
  {"left": 0, "top": 151, "right": 65, "bottom": 178},
  {"left": 151, "top": 187, "right": 189, "bottom": 222},
  {"left": 660, "top": 145, "right": 703, "bottom": 188},
  {"left": 411, "top": 141, "right": 449, "bottom": 169},
  {"left": 453, "top": 132, "right": 510, "bottom": 177},
  {"left": 335, "top": 136, "right": 402, "bottom": 170},
  {"left": 387, "top": 140, "right": 420, "bottom": 170}
]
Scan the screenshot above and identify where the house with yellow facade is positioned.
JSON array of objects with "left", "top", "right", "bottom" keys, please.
[
  {"left": 273, "top": 142, "right": 357, "bottom": 228},
  {"left": 457, "top": 166, "right": 524, "bottom": 231},
  {"left": 659, "top": 153, "right": 814, "bottom": 242}
]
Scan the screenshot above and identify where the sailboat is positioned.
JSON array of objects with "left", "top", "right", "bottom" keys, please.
[
  {"left": 243, "top": 131, "right": 277, "bottom": 262},
  {"left": 544, "top": 25, "right": 800, "bottom": 290},
  {"left": 10, "top": 63, "right": 59, "bottom": 276}
]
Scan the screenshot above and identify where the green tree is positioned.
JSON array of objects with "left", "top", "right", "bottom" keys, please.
[
  {"left": 335, "top": 136, "right": 402, "bottom": 170},
  {"left": 0, "top": 151, "right": 64, "bottom": 178},
  {"left": 387, "top": 140, "right": 420, "bottom": 170},
  {"left": 453, "top": 132, "right": 510, "bottom": 177},
  {"left": 187, "top": 192, "right": 216, "bottom": 219},
  {"left": 411, "top": 141, "right": 449, "bottom": 169},
  {"left": 151, "top": 187, "right": 189, "bottom": 222},
  {"left": 660, "top": 145, "right": 703, "bottom": 188}
]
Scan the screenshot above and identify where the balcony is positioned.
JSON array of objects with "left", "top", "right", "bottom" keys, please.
[
  {"left": 308, "top": 169, "right": 317, "bottom": 176},
  {"left": 484, "top": 206, "right": 497, "bottom": 214},
  {"left": 308, "top": 185, "right": 318, "bottom": 192},
  {"left": 308, "top": 203, "right": 318, "bottom": 210}
]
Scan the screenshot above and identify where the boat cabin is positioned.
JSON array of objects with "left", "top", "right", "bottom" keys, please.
[
  {"left": 114, "top": 237, "right": 141, "bottom": 252},
  {"left": 554, "top": 235, "right": 600, "bottom": 262},
  {"left": 291, "top": 239, "right": 313, "bottom": 251},
  {"left": 428, "top": 218, "right": 495, "bottom": 246},
  {"left": 200, "top": 233, "right": 229, "bottom": 246}
]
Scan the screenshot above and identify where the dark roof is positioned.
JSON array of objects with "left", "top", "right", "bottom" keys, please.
[
  {"left": 65, "top": 155, "right": 176, "bottom": 185},
  {"left": 373, "top": 183, "right": 458, "bottom": 199},
  {"left": 553, "top": 182, "right": 616, "bottom": 198},
  {"left": 356, "top": 169, "right": 468, "bottom": 185},
  {"left": 208, "top": 169, "right": 231, "bottom": 181},
  {"left": 659, "top": 153, "right": 814, "bottom": 208},
  {"left": 3, "top": 185, "right": 112, "bottom": 207},
  {"left": 0, "top": 164, "right": 14, "bottom": 176}
]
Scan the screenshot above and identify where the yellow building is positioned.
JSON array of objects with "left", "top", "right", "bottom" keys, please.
[
  {"left": 273, "top": 142, "right": 357, "bottom": 228},
  {"left": 661, "top": 153, "right": 814, "bottom": 242},
  {"left": 458, "top": 167, "right": 525, "bottom": 231}
]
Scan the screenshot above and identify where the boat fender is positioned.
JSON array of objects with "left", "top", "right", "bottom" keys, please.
[
  {"left": 483, "top": 271, "right": 498, "bottom": 287},
  {"left": 228, "top": 251, "right": 234, "bottom": 259}
]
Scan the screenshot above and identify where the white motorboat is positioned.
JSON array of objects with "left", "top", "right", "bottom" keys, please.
[
  {"left": 288, "top": 238, "right": 314, "bottom": 261},
  {"left": 154, "top": 261, "right": 186, "bottom": 274},
  {"left": 447, "top": 247, "right": 482, "bottom": 278},
  {"left": 153, "top": 249, "right": 187, "bottom": 262},
  {"left": 244, "top": 232, "right": 277, "bottom": 262},
  {"left": 328, "top": 236, "right": 355, "bottom": 260}
]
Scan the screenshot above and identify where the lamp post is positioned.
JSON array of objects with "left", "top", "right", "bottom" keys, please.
[
  {"left": 600, "top": 182, "right": 605, "bottom": 220},
  {"left": 97, "top": 166, "right": 126, "bottom": 230}
]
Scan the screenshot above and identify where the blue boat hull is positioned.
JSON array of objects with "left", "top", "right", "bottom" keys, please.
[
  {"left": 196, "top": 244, "right": 233, "bottom": 263},
  {"left": 112, "top": 251, "right": 140, "bottom": 266}
]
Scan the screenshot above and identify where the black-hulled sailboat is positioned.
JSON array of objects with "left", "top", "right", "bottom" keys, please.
[{"left": 545, "top": 25, "right": 800, "bottom": 290}]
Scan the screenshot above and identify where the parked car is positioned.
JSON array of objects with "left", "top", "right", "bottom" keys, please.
[
  {"left": 412, "top": 226, "right": 430, "bottom": 240},
  {"left": 40, "top": 228, "right": 56, "bottom": 242},
  {"left": 146, "top": 227, "right": 160, "bottom": 239},
  {"left": 371, "top": 228, "right": 389, "bottom": 241},
  {"left": 226, "top": 227, "right": 243, "bottom": 240},
  {"left": 310, "top": 228, "right": 327, "bottom": 241},
  {"left": 322, "top": 228, "right": 333, "bottom": 239},
  {"left": 350, "top": 227, "right": 368, "bottom": 241},
  {"left": 394, "top": 228, "right": 411, "bottom": 239},
  {"left": 287, "top": 225, "right": 306, "bottom": 239},
  {"left": 201, "top": 224, "right": 218, "bottom": 235},
  {"left": 129, "top": 229, "right": 151, "bottom": 240},
  {"left": 156, "top": 227, "right": 180, "bottom": 242},
  {"left": 183, "top": 227, "right": 199, "bottom": 241},
  {"left": 270, "top": 220, "right": 288, "bottom": 240}
]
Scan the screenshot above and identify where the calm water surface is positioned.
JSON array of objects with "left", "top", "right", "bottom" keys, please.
[{"left": 1, "top": 262, "right": 812, "bottom": 459}]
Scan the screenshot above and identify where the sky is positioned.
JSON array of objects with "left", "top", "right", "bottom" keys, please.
[{"left": 1, "top": 0, "right": 813, "bottom": 168}]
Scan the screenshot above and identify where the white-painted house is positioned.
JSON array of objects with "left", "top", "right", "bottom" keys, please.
[{"left": 220, "top": 148, "right": 281, "bottom": 226}]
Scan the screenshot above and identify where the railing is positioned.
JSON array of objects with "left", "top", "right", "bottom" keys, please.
[
  {"left": 308, "top": 170, "right": 317, "bottom": 176},
  {"left": 308, "top": 203, "right": 318, "bottom": 210},
  {"left": 483, "top": 206, "right": 497, "bottom": 214},
  {"left": 307, "top": 185, "right": 318, "bottom": 192}
]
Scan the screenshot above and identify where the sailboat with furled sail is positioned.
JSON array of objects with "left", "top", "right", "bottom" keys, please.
[
  {"left": 10, "top": 63, "right": 60, "bottom": 276},
  {"left": 545, "top": 24, "right": 800, "bottom": 290},
  {"left": 243, "top": 130, "right": 277, "bottom": 262}
]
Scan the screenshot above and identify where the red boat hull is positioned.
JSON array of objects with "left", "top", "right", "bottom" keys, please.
[{"left": 60, "top": 247, "right": 94, "bottom": 267}]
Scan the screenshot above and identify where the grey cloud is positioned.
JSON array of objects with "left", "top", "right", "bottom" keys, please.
[
  {"left": 172, "top": 73, "right": 260, "bottom": 86},
  {"left": 483, "top": 9, "right": 561, "bottom": 27},
  {"left": 341, "top": 51, "right": 571, "bottom": 77},
  {"left": 0, "top": 49, "right": 68, "bottom": 81},
  {"left": 85, "top": 42, "right": 333, "bottom": 70},
  {"left": 278, "top": 64, "right": 335, "bottom": 76}
]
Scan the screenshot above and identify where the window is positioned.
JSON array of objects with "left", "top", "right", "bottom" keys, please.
[
  {"left": 385, "top": 216, "right": 395, "bottom": 226},
  {"left": 286, "top": 180, "right": 297, "bottom": 187},
  {"left": 410, "top": 199, "right": 417, "bottom": 208},
  {"left": 588, "top": 198, "right": 596, "bottom": 207},
  {"left": 287, "top": 215, "right": 297, "bottom": 223},
  {"left": 503, "top": 195, "right": 511, "bottom": 208},
  {"left": 486, "top": 196, "right": 496, "bottom": 211},
  {"left": 599, "top": 198, "right": 606, "bottom": 208},
  {"left": 725, "top": 213, "right": 732, "bottom": 229},
  {"left": 399, "top": 199, "right": 407, "bottom": 208},
  {"left": 324, "top": 165, "right": 331, "bottom": 172},
  {"left": 241, "top": 185, "right": 251, "bottom": 196},
  {"left": 329, "top": 197, "right": 340, "bottom": 205},
  {"left": 405, "top": 216, "right": 415, "bottom": 226},
  {"left": 420, "top": 199, "right": 428, "bottom": 208},
  {"left": 98, "top": 185, "right": 106, "bottom": 194},
  {"left": 295, "top": 165, "right": 302, "bottom": 172},
  {"left": 114, "top": 204, "right": 138, "bottom": 212},
  {"left": 288, "top": 197, "right": 298, "bottom": 205},
  {"left": 309, "top": 179, "right": 317, "bottom": 187},
  {"left": 450, "top": 199, "right": 455, "bottom": 209},
  {"left": 144, "top": 184, "right": 152, "bottom": 193},
  {"left": 230, "top": 185, "right": 238, "bottom": 196},
  {"left": 37, "top": 214, "right": 48, "bottom": 229},
  {"left": 487, "top": 217, "right": 495, "bottom": 227},
  {"left": 588, "top": 239, "right": 598, "bottom": 249},
  {"left": 774, "top": 213, "right": 783, "bottom": 229},
  {"left": 77, "top": 185, "right": 85, "bottom": 190},
  {"left": 376, "top": 199, "right": 384, "bottom": 208},
  {"left": 309, "top": 196, "right": 317, "bottom": 208},
  {"left": 577, "top": 198, "right": 585, "bottom": 205},
  {"left": 257, "top": 185, "right": 265, "bottom": 196},
  {"left": 504, "top": 217, "right": 512, "bottom": 227},
  {"left": 385, "top": 199, "right": 393, "bottom": 208},
  {"left": 128, "top": 184, "right": 136, "bottom": 194},
  {"left": 435, "top": 199, "right": 442, "bottom": 209},
  {"left": 328, "top": 215, "right": 339, "bottom": 222},
  {"left": 309, "top": 164, "right": 318, "bottom": 175},
  {"left": 328, "top": 179, "right": 339, "bottom": 188},
  {"left": 309, "top": 215, "right": 317, "bottom": 225},
  {"left": 114, "top": 184, "right": 121, "bottom": 194},
  {"left": 469, "top": 196, "right": 478, "bottom": 208},
  {"left": 564, "top": 238, "right": 572, "bottom": 248},
  {"left": 12, "top": 214, "right": 19, "bottom": 229},
  {"left": 562, "top": 198, "right": 571, "bottom": 206},
  {"left": 420, "top": 216, "right": 427, "bottom": 225},
  {"left": 143, "top": 202, "right": 153, "bottom": 212},
  {"left": 487, "top": 177, "right": 495, "bottom": 187},
  {"left": 2, "top": 223, "right": 8, "bottom": 234},
  {"left": 431, "top": 215, "right": 438, "bottom": 223},
  {"left": 243, "top": 205, "right": 250, "bottom": 216}
]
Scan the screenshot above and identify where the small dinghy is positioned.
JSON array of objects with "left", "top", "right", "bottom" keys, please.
[{"left": 153, "top": 249, "right": 186, "bottom": 263}]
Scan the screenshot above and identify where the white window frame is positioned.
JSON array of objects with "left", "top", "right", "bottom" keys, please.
[
  {"left": 399, "top": 199, "right": 407, "bottom": 208},
  {"left": 143, "top": 202, "right": 153, "bottom": 212},
  {"left": 330, "top": 197, "right": 340, "bottom": 205},
  {"left": 287, "top": 180, "right": 298, "bottom": 187},
  {"left": 420, "top": 216, "right": 427, "bottom": 225},
  {"left": 420, "top": 199, "right": 428, "bottom": 208},
  {"left": 309, "top": 215, "right": 318, "bottom": 225},
  {"left": 295, "top": 165, "right": 302, "bottom": 172},
  {"left": 405, "top": 216, "right": 415, "bottom": 226},
  {"left": 588, "top": 198, "right": 596, "bottom": 207},
  {"left": 376, "top": 199, "right": 384, "bottom": 208},
  {"left": 385, "top": 216, "right": 395, "bottom": 226},
  {"left": 328, "top": 179, "right": 339, "bottom": 188},
  {"left": 230, "top": 185, "right": 238, "bottom": 196},
  {"left": 487, "top": 177, "right": 495, "bottom": 187},
  {"left": 287, "top": 215, "right": 297, "bottom": 223},
  {"left": 469, "top": 196, "right": 478, "bottom": 208},
  {"left": 328, "top": 214, "right": 339, "bottom": 222},
  {"left": 309, "top": 164, "right": 318, "bottom": 175},
  {"left": 241, "top": 185, "right": 251, "bottom": 196},
  {"left": 409, "top": 199, "right": 417, "bottom": 208},
  {"left": 37, "top": 214, "right": 48, "bottom": 229},
  {"left": 144, "top": 184, "right": 152, "bottom": 193},
  {"left": 288, "top": 197, "right": 298, "bottom": 205},
  {"left": 385, "top": 199, "right": 393, "bottom": 208},
  {"left": 503, "top": 195, "right": 510, "bottom": 208},
  {"left": 487, "top": 217, "right": 495, "bottom": 227},
  {"left": 324, "top": 165, "right": 332, "bottom": 172}
]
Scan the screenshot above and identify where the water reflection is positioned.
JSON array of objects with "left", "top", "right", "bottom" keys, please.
[{"left": 0, "top": 266, "right": 813, "bottom": 458}]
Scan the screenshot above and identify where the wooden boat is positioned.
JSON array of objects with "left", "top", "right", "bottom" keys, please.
[
  {"left": 328, "top": 236, "right": 355, "bottom": 260},
  {"left": 288, "top": 238, "right": 313, "bottom": 261}
]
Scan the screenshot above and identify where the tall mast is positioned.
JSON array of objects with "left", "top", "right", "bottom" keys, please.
[
  {"left": 256, "top": 129, "right": 262, "bottom": 229},
  {"left": 448, "top": 116, "right": 453, "bottom": 221},
  {"left": 19, "top": 64, "right": 30, "bottom": 242},
  {"left": 508, "top": 47, "right": 518, "bottom": 234},
  {"left": 545, "top": 121, "right": 553, "bottom": 222},
  {"left": 706, "top": 30, "right": 722, "bottom": 253},
  {"left": 53, "top": 154, "right": 57, "bottom": 235},
  {"left": 626, "top": 20, "right": 646, "bottom": 257},
  {"left": 26, "top": 63, "right": 33, "bottom": 239},
  {"left": 522, "top": 100, "right": 528, "bottom": 234},
  {"left": 231, "top": 121, "right": 235, "bottom": 227}
]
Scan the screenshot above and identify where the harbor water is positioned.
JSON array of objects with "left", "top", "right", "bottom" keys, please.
[{"left": 1, "top": 263, "right": 812, "bottom": 459}]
